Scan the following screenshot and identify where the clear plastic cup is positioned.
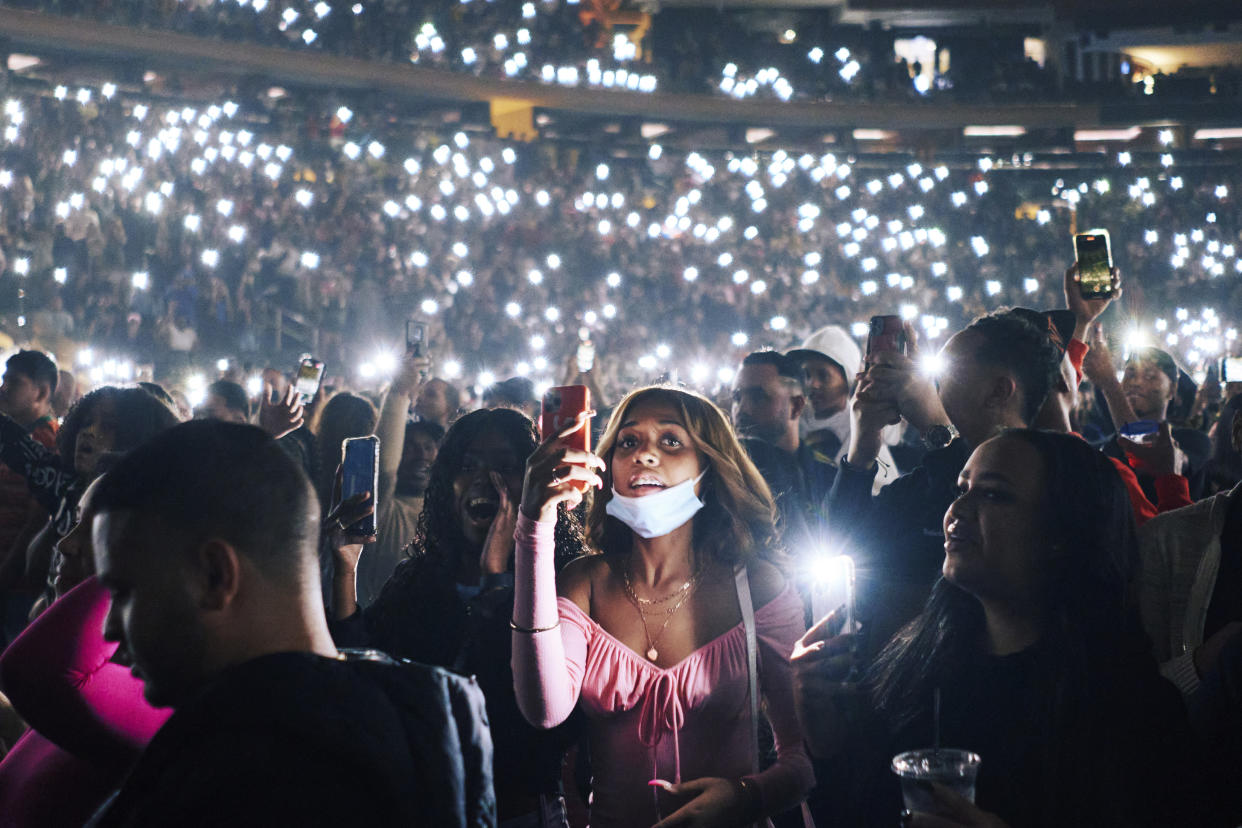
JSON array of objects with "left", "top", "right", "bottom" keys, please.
[{"left": 891, "top": 748, "right": 981, "bottom": 813}]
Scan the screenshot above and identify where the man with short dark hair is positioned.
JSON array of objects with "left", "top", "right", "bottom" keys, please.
[
  {"left": 0, "top": 350, "right": 59, "bottom": 644},
  {"left": 483, "top": 377, "right": 539, "bottom": 421},
  {"left": 200, "top": 380, "right": 250, "bottom": 424},
  {"left": 89, "top": 421, "right": 493, "bottom": 827},
  {"left": 415, "top": 378, "right": 461, "bottom": 430},
  {"left": 733, "top": 350, "right": 835, "bottom": 552},
  {"left": 827, "top": 311, "right": 1063, "bottom": 649}
]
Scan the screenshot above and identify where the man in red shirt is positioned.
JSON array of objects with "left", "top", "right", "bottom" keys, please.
[{"left": 0, "top": 350, "right": 59, "bottom": 645}]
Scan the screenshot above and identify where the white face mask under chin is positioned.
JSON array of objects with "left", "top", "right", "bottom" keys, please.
[{"left": 605, "top": 472, "right": 706, "bottom": 539}]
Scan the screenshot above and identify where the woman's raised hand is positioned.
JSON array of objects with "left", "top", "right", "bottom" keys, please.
[
  {"left": 792, "top": 606, "right": 861, "bottom": 759},
  {"left": 519, "top": 410, "right": 605, "bottom": 523}
]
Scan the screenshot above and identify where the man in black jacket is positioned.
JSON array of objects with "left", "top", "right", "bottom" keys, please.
[
  {"left": 733, "top": 349, "right": 836, "bottom": 555},
  {"left": 88, "top": 421, "right": 494, "bottom": 827},
  {"left": 826, "top": 311, "right": 1062, "bottom": 651}
]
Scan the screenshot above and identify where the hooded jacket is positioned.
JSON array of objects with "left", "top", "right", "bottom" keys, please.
[
  {"left": 90, "top": 650, "right": 495, "bottom": 827},
  {"left": 793, "top": 327, "right": 901, "bottom": 492}
]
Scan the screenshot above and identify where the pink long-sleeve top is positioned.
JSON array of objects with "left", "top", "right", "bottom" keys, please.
[
  {"left": 511, "top": 514, "right": 814, "bottom": 827},
  {"left": 0, "top": 576, "right": 171, "bottom": 827}
]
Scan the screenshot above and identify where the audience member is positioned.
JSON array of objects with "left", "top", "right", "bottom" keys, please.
[
  {"left": 88, "top": 421, "right": 495, "bottom": 826},
  {"left": 1139, "top": 403, "right": 1242, "bottom": 701},
  {"left": 0, "top": 476, "right": 170, "bottom": 827},
  {"left": 828, "top": 312, "right": 1062, "bottom": 654},
  {"left": 200, "top": 380, "right": 251, "bottom": 424},
  {"left": 796, "top": 429, "right": 1219, "bottom": 827},
  {"left": 733, "top": 349, "right": 835, "bottom": 552},
  {"left": 332, "top": 407, "right": 585, "bottom": 825},
  {"left": 1101, "top": 347, "right": 1214, "bottom": 500},
  {"left": 788, "top": 325, "right": 899, "bottom": 491},
  {"left": 0, "top": 351, "right": 59, "bottom": 643},
  {"left": 354, "top": 353, "right": 445, "bottom": 606},
  {"left": 483, "top": 377, "right": 541, "bottom": 421},
  {"left": 416, "top": 378, "right": 462, "bottom": 430},
  {"left": 1206, "top": 393, "right": 1242, "bottom": 495},
  {"left": 513, "top": 386, "right": 814, "bottom": 827}
]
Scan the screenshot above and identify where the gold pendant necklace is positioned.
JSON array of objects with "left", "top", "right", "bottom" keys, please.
[{"left": 624, "top": 560, "right": 701, "bottom": 661}]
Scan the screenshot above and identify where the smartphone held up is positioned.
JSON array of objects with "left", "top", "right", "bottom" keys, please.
[
  {"left": 541, "top": 385, "right": 593, "bottom": 491},
  {"left": 1074, "top": 229, "right": 1114, "bottom": 299},
  {"left": 406, "top": 319, "right": 427, "bottom": 357},
  {"left": 867, "top": 315, "right": 908, "bottom": 359},
  {"left": 294, "top": 357, "right": 326, "bottom": 405},
  {"left": 340, "top": 435, "right": 379, "bottom": 536}
]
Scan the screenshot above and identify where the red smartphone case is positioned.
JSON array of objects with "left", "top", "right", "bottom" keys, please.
[
  {"left": 542, "top": 386, "right": 592, "bottom": 492},
  {"left": 541, "top": 385, "right": 591, "bottom": 454},
  {"left": 867, "top": 316, "right": 907, "bottom": 357}
]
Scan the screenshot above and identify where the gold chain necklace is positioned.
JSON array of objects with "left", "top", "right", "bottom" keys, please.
[
  {"left": 622, "top": 567, "right": 695, "bottom": 608},
  {"left": 623, "top": 561, "right": 702, "bottom": 661}
]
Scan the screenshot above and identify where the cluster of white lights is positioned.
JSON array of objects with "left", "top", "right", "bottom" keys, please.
[{"left": 7, "top": 77, "right": 1241, "bottom": 397}]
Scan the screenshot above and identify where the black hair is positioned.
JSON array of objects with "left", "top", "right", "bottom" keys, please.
[
  {"left": 406, "top": 407, "right": 586, "bottom": 577},
  {"left": 57, "top": 386, "right": 182, "bottom": 468},
  {"left": 405, "top": 419, "right": 446, "bottom": 446},
  {"left": 137, "top": 381, "right": 177, "bottom": 408},
  {"left": 207, "top": 380, "right": 251, "bottom": 418},
  {"left": 5, "top": 350, "right": 58, "bottom": 395},
  {"left": 742, "top": 349, "right": 804, "bottom": 384},
  {"left": 90, "top": 420, "right": 319, "bottom": 580},
  {"left": 1207, "top": 394, "right": 1242, "bottom": 490},
  {"left": 1126, "top": 347, "right": 1179, "bottom": 386},
  {"left": 865, "top": 429, "right": 1147, "bottom": 824},
  {"left": 428, "top": 378, "right": 463, "bottom": 416},
  {"left": 966, "top": 312, "right": 1063, "bottom": 425},
  {"left": 482, "top": 376, "right": 537, "bottom": 408}
]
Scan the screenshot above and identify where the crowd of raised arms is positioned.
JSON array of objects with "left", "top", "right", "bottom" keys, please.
[{"left": 1, "top": 3, "right": 1242, "bottom": 827}]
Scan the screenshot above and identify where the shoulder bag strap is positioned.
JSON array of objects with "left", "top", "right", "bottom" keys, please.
[
  {"left": 734, "top": 564, "right": 760, "bottom": 776},
  {"left": 735, "top": 564, "right": 817, "bottom": 828}
]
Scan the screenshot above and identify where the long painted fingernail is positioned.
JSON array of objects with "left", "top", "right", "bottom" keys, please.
[{"left": 648, "top": 779, "right": 673, "bottom": 791}]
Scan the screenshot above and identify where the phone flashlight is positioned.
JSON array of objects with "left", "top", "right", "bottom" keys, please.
[{"left": 810, "top": 554, "right": 856, "bottom": 634}]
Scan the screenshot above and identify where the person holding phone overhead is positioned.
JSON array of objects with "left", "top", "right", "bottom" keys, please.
[
  {"left": 330, "top": 407, "right": 589, "bottom": 827},
  {"left": 511, "top": 386, "right": 814, "bottom": 828},
  {"left": 826, "top": 312, "right": 1063, "bottom": 656}
]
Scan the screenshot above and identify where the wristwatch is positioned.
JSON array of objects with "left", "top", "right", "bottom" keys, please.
[{"left": 922, "top": 423, "right": 960, "bottom": 450}]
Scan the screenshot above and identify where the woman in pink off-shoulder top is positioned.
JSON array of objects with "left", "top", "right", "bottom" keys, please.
[{"left": 512, "top": 386, "right": 814, "bottom": 828}]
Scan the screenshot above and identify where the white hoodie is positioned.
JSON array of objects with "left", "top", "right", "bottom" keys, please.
[{"left": 800, "top": 404, "right": 903, "bottom": 494}]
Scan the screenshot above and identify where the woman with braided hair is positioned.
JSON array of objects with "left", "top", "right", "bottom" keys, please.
[{"left": 329, "top": 406, "right": 588, "bottom": 828}]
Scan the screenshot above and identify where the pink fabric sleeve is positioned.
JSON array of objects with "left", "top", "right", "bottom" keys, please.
[
  {"left": 511, "top": 513, "right": 588, "bottom": 729},
  {"left": 0, "top": 576, "right": 170, "bottom": 767},
  {"left": 749, "top": 586, "right": 816, "bottom": 813}
]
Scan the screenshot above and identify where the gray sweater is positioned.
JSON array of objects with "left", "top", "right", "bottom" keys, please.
[{"left": 1139, "top": 482, "right": 1241, "bottom": 696}]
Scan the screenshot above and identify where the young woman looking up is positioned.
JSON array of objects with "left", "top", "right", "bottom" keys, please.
[{"left": 512, "top": 386, "right": 814, "bottom": 828}]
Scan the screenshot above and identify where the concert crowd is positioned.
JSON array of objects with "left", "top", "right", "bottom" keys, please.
[{"left": 0, "top": 8, "right": 1240, "bottom": 828}]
